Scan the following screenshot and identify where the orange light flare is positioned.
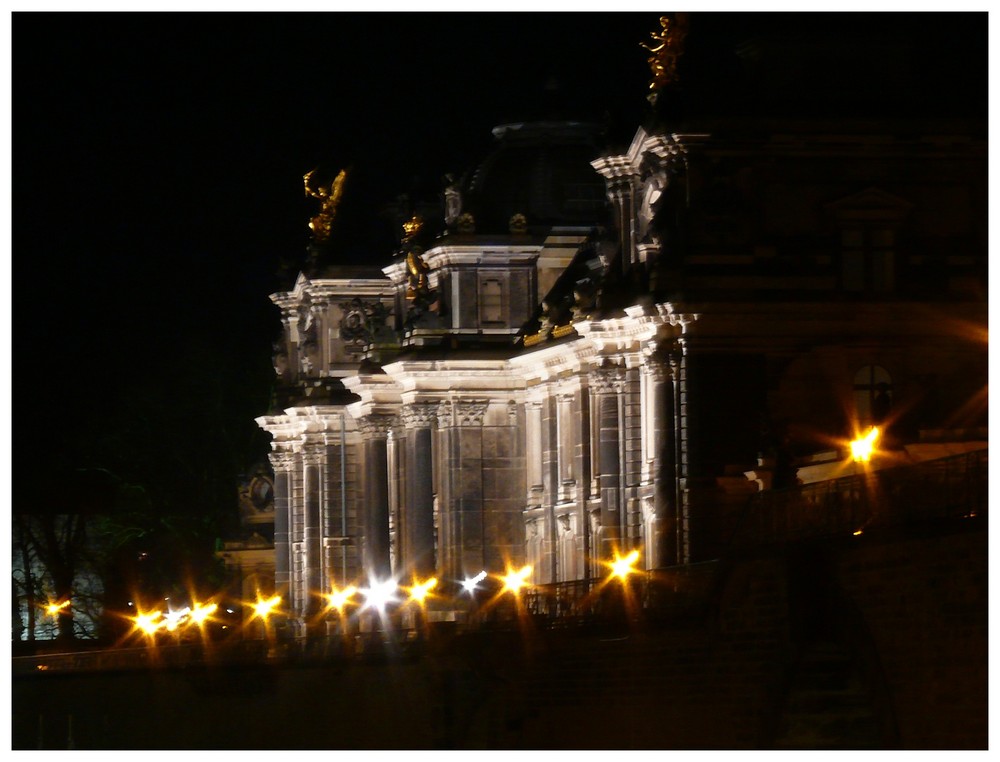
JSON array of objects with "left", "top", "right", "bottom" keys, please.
[
  {"left": 607, "top": 549, "right": 641, "bottom": 583},
  {"left": 43, "top": 600, "right": 71, "bottom": 617},
  {"left": 325, "top": 584, "right": 358, "bottom": 616},
  {"left": 188, "top": 601, "right": 218, "bottom": 626},
  {"left": 249, "top": 594, "right": 282, "bottom": 622},
  {"left": 499, "top": 565, "right": 533, "bottom": 597},
  {"left": 849, "top": 425, "right": 881, "bottom": 464},
  {"left": 405, "top": 577, "right": 438, "bottom": 607},
  {"left": 132, "top": 609, "right": 164, "bottom": 638}
]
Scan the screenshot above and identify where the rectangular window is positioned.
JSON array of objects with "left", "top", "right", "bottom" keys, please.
[
  {"left": 479, "top": 276, "right": 504, "bottom": 325},
  {"left": 841, "top": 228, "right": 895, "bottom": 293}
]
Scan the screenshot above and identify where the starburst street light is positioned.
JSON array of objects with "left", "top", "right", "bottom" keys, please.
[
  {"left": 406, "top": 577, "right": 438, "bottom": 605},
  {"left": 461, "top": 570, "right": 488, "bottom": 595},
  {"left": 360, "top": 579, "right": 398, "bottom": 612},
  {"left": 608, "top": 549, "right": 641, "bottom": 581},
  {"left": 250, "top": 594, "right": 282, "bottom": 621},
  {"left": 850, "top": 425, "right": 881, "bottom": 463},
  {"left": 189, "top": 601, "right": 218, "bottom": 625},
  {"left": 499, "top": 565, "right": 532, "bottom": 596},
  {"left": 44, "top": 600, "right": 70, "bottom": 617},
  {"left": 133, "top": 609, "right": 164, "bottom": 637},
  {"left": 326, "top": 584, "right": 358, "bottom": 613}
]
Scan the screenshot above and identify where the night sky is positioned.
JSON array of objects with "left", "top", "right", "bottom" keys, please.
[
  {"left": 11, "top": 11, "right": 989, "bottom": 512},
  {"left": 12, "top": 11, "right": 660, "bottom": 511}
]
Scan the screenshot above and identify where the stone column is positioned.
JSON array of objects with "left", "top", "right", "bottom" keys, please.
[
  {"left": 301, "top": 447, "right": 323, "bottom": 619},
  {"left": 358, "top": 414, "right": 395, "bottom": 581},
  {"left": 643, "top": 358, "right": 673, "bottom": 568},
  {"left": 603, "top": 175, "right": 639, "bottom": 275},
  {"left": 268, "top": 451, "right": 294, "bottom": 600},
  {"left": 670, "top": 347, "right": 690, "bottom": 565},
  {"left": 590, "top": 366, "right": 626, "bottom": 560},
  {"left": 436, "top": 400, "right": 489, "bottom": 581},
  {"left": 401, "top": 403, "right": 438, "bottom": 578}
]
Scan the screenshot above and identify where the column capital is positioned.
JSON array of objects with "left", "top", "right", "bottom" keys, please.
[
  {"left": 437, "top": 400, "right": 489, "bottom": 428},
  {"left": 588, "top": 365, "right": 626, "bottom": 395},
  {"left": 642, "top": 358, "right": 673, "bottom": 383},
  {"left": 269, "top": 451, "right": 296, "bottom": 471},
  {"left": 400, "top": 402, "right": 438, "bottom": 429},
  {"left": 356, "top": 413, "right": 397, "bottom": 437},
  {"left": 300, "top": 446, "right": 323, "bottom": 466}
]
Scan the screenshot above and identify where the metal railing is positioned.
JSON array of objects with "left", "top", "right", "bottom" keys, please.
[{"left": 729, "top": 449, "right": 987, "bottom": 550}]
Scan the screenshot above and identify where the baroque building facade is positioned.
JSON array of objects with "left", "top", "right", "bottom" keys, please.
[{"left": 239, "top": 16, "right": 987, "bottom": 636}]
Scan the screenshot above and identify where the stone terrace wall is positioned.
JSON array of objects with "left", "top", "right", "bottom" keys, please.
[{"left": 12, "top": 519, "right": 986, "bottom": 750}]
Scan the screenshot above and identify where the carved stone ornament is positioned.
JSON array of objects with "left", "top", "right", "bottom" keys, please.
[
  {"left": 642, "top": 359, "right": 672, "bottom": 383},
  {"left": 509, "top": 213, "right": 528, "bottom": 234},
  {"left": 436, "top": 400, "right": 454, "bottom": 429},
  {"left": 456, "top": 212, "right": 476, "bottom": 234},
  {"left": 268, "top": 451, "right": 296, "bottom": 471},
  {"left": 437, "top": 400, "right": 488, "bottom": 427},
  {"left": 400, "top": 403, "right": 438, "bottom": 429},
  {"left": 588, "top": 365, "right": 627, "bottom": 395},
  {"left": 455, "top": 401, "right": 489, "bottom": 427},
  {"left": 356, "top": 413, "right": 397, "bottom": 437}
]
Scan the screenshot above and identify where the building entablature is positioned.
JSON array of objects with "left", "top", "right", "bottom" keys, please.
[
  {"left": 256, "top": 406, "right": 359, "bottom": 443},
  {"left": 273, "top": 271, "right": 393, "bottom": 306},
  {"left": 341, "top": 373, "right": 404, "bottom": 417},
  {"left": 381, "top": 359, "right": 526, "bottom": 396},
  {"left": 510, "top": 301, "right": 700, "bottom": 384},
  {"left": 592, "top": 128, "right": 710, "bottom": 182}
]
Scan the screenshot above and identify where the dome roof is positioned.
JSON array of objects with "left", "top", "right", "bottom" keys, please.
[{"left": 459, "top": 120, "right": 609, "bottom": 235}]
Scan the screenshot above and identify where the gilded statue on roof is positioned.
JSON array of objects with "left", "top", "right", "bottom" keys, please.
[
  {"left": 303, "top": 167, "right": 348, "bottom": 243},
  {"left": 641, "top": 13, "right": 688, "bottom": 100}
]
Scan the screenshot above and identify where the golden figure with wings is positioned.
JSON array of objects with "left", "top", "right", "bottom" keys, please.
[
  {"left": 303, "top": 167, "right": 348, "bottom": 243},
  {"left": 641, "top": 13, "right": 688, "bottom": 97}
]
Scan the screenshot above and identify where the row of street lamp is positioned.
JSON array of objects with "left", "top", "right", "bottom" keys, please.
[{"left": 111, "top": 549, "right": 646, "bottom": 643}]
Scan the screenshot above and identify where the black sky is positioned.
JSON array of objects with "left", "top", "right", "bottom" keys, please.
[
  {"left": 12, "top": 11, "right": 660, "bottom": 490},
  {"left": 12, "top": 11, "right": 989, "bottom": 492}
]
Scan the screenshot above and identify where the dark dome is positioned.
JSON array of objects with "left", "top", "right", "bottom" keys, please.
[{"left": 461, "top": 121, "right": 609, "bottom": 234}]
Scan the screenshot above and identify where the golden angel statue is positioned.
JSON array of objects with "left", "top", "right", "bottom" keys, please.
[
  {"left": 641, "top": 14, "right": 688, "bottom": 94},
  {"left": 303, "top": 167, "right": 348, "bottom": 243}
]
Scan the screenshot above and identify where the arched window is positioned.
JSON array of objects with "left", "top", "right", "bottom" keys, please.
[{"left": 853, "top": 365, "right": 893, "bottom": 429}]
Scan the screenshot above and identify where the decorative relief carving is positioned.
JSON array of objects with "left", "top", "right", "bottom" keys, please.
[
  {"left": 455, "top": 401, "right": 489, "bottom": 427},
  {"left": 436, "top": 400, "right": 454, "bottom": 429},
  {"left": 356, "top": 413, "right": 397, "bottom": 437},
  {"left": 507, "top": 399, "right": 519, "bottom": 426},
  {"left": 300, "top": 449, "right": 323, "bottom": 467},
  {"left": 269, "top": 451, "right": 296, "bottom": 471},
  {"left": 588, "top": 366, "right": 627, "bottom": 395},
  {"left": 642, "top": 359, "right": 672, "bottom": 384},
  {"left": 339, "top": 297, "right": 391, "bottom": 346},
  {"left": 400, "top": 403, "right": 438, "bottom": 429},
  {"left": 436, "top": 400, "right": 488, "bottom": 427}
]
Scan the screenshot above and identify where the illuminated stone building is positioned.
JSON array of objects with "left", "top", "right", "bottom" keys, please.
[{"left": 247, "top": 14, "right": 987, "bottom": 636}]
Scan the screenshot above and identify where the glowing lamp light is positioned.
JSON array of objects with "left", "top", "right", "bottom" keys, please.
[
  {"left": 251, "top": 595, "right": 281, "bottom": 621},
  {"left": 462, "top": 570, "right": 488, "bottom": 594},
  {"left": 163, "top": 607, "right": 191, "bottom": 632},
  {"left": 609, "top": 549, "right": 641, "bottom": 581},
  {"left": 189, "top": 602, "right": 218, "bottom": 625},
  {"left": 44, "top": 600, "right": 70, "bottom": 617},
  {"left": 500, "top": 566, "right": 532, "bottom": 595},
  {"left": 406, "top": 577, "right": 438, "bottom": 605},
  {"left": 327, "top": 585, "right": 358, "bottom": 611},
  {"left": 361, "top": 579, "right": 397, "bottom": 611},
  {"left": 850, "top": 426, "right": 881, "bottom": 463},
  {"left": 134, "top": 610, "right": 163, "bottom": 636}
]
